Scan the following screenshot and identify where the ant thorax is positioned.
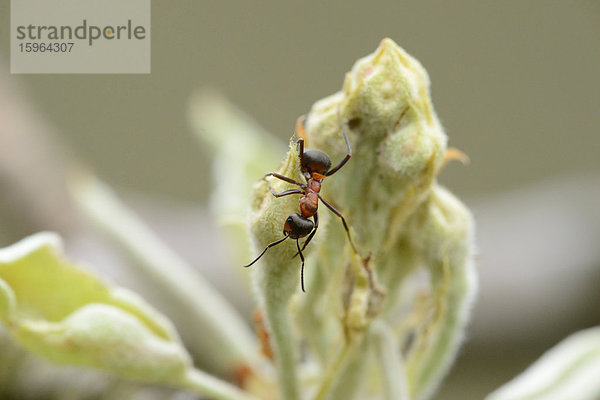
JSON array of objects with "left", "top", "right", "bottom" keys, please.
[{"left": 307, "top": 179, "right": 321, "bottom": 193}]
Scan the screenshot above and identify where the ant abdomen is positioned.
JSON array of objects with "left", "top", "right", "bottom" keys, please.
[{"left": 284, "top": 213, "right": 314, "bottom": 239}]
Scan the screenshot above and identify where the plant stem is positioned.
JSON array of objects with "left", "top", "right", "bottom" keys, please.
[
  {"left": 312, "top": 343, "right": 352, "bottom": 400},
  {"left": 263, "top": 300, "right": 300, "bottom": 400}
]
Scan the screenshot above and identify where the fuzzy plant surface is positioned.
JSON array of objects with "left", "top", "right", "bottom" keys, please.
[
  {"left": 240, "top": 38, "right": 477, "bottom": 400},
  {"left": 1, "top": 37, "right": 598, "bottom": 400}
]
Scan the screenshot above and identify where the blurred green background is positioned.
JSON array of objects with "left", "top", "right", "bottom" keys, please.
[{"left": 0, "top": 1, "right": 599, "bottom": 399}]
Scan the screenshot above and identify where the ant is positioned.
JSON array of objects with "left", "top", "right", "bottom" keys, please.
[{"left": 243, "top": 113, "right": 357, "bottom": 292}]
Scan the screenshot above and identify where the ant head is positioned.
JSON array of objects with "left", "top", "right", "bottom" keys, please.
[
  {"left": 284, "top": 213, "right": 314, "bottom": 239},
  {"left": 302, "top": 149, "right": 331, "bottom": 178}
]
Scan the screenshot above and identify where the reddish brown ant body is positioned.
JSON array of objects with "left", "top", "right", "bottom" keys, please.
[{"left": 244, "top": 114, "right": 356, "bottom": 292}]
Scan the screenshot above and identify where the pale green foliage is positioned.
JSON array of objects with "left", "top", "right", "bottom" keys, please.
[
  {"left": 0, "top": 232, "right": 259, "bottom": 400},
  {"left": 486, "top": 327, "right": 600, "bottom": 400},
  {"left": 0, "top": 232, "right": 190, "bottom": 383},
  {"left": 4, "top": 38, "right": 587, "bottom": 400}
]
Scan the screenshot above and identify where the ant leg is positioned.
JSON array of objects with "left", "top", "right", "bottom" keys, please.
[
  {"left": 296, "top": 239, "right": 306, "bottom": 292},
  {"left": 326, "top": 110, "right": 352, "bottom": 176},
  {"left": 297, "top": 138, "right": 305, "bottom": 168},
  {"left": 243, "top": 235, "right": 289, "bottom": 268},
  {"left": 269, "top": 187, "right": 304, "bottom": 198},
  {"left": 295, "top": 116, "right": 307, "bottom": 168},
  {"left": 292, "top": 212, "right": 319, "bottom": 258},
  {"left": 318, "top": 194, "right": 358, "bottom": 254},
  {"left": 299, "top": 212, "right": 318, "bottom": 253},
  {"left": 264, "top": 172, "right": 305, "bottom": 187}
]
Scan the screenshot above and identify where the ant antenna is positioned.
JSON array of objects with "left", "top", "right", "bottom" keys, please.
[{"left": 243, "top": 235, "right": 289, "bottom": 268}]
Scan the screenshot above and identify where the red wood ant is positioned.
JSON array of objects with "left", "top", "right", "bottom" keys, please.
[{"left": 244, "top": 113, "right": 357, "bottom": 292}]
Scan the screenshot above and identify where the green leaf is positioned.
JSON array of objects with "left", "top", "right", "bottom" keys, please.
[
  {"left": 486, "top": 327, "right": 600, "bottom": 400},
  {"left": 0, "top": 232, "right": 190, "bottom": 383},
  {"left": 0, "top": 232, "right": 260, "bottom": 400}
]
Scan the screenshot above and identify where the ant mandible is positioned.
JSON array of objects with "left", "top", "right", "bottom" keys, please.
[{"left": 243, "top": 112, "right": 357, "bottom": 292}]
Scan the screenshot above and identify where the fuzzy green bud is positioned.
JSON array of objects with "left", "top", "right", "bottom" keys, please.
[{"left": 246, "top": 38, "right": 476, "bottom": 400}]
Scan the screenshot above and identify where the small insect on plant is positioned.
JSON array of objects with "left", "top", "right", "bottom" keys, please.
[{"left": 243, "top": 112, "right": 357, "bottom": 292}]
